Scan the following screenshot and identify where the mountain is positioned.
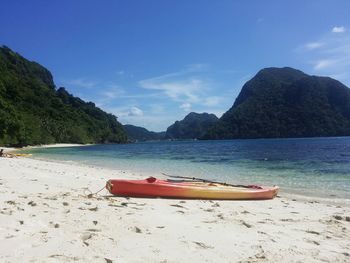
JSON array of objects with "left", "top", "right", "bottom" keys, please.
[
  {"left": 166, "top": 112, "right": 218, "bottom": 139},
  {"left": 123, "top": 124, "right": 165, "bottom": 142},
  {"left": 203, "top": 67, "right": 350, "bottom": 139},
  {"left": 0, "top": 46, "right": 127, "bottom": 146}
]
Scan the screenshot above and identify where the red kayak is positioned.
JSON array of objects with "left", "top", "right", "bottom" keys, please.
[{"left": 106, "top": 177, "right": 279, "bottom": 200}]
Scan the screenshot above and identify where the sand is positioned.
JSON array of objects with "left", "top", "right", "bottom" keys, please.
[{"left": 0, "top": 155, "right": 349, "bottom": 263}]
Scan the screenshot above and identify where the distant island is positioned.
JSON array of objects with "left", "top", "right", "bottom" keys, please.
[
  {"left": 203, "top": 67, "right": 350, "bottom": 139},
  {"left": 0, "top": 46, "right": 127, "bottom": 146},
  {"left": 165, "top": 112, "right": 218, "bottom": 139},
  {"left": 123, "top": 124, "right": 165, "bottom": 142},
  {"left": 123, "top": 113, "right": 218, "bottom": 141}
]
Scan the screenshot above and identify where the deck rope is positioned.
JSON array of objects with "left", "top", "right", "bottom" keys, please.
[{"left": 84, "top": 185, "right": 106, "bottom": 198}]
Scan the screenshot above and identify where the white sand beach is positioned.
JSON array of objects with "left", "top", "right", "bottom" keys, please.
[{"left": 0, "top": 155, "right": 349, "bottom": 263}]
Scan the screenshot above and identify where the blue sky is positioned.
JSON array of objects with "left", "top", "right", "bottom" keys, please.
[{"left": 1, "top": 1, "right": 350, "bottom": 131}]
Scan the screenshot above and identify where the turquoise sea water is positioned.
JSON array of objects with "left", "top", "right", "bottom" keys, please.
[{"left": 24, "top": 137, "right": 350, "bottom": 199}]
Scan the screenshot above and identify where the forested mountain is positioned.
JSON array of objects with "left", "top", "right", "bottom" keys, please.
[
  {"left": 166, "top": 112, "right": 218, "bottom": 139},
  {"left": 203, "top": 67, "right": 350, "bottom": 139},
  {"left": 123, "top": 124, "right": 165, "bottom": 142},
  {"left": 0, "top": 46, "right": 127, "bottom": 146}
]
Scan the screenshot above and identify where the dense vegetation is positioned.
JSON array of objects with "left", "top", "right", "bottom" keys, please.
[
  {"left": 0, "top": 46, "right": 127, "bottom": 146},
  {"left": 123, "top": 124, "right": 165, "bottom": 142},
  {"left": 166, "top": 112, "right": 218, "bottom": 139},
  {"left": 203, "top": 67, "right": 350, "bottom": 139}
]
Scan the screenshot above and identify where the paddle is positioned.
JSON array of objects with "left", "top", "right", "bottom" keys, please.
[{"left": 161, "top": 173, "right": 262, "bottom": 189}]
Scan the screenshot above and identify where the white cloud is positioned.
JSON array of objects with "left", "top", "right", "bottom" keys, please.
[
  {"left": 180, "top": 103, "right": 191, "bottom": 111},
  {"left": 101, "top": 86, "right": 125, "bottom": 99},
  {"left": 139, "top": 77, "right": 203, "bottom": 103},
  {"left": 332, "top": 26, "right": 346, "bottom": 33},
  {"left": 186, "top": 63, "right": 209, "bottom": 72},
  {"left": 108, "top": 106, "right": 144, "bottom": 118},
  {"left": 305, "top": 42, "right": 324, "bottom": 50},
  {"left": 117, "top": 70, "right": 125, "bottom": 76},
  {"left": 298, "top": 28, "right": 350, "bottom": 85},
  {"left": 128, "top": 106, "right": 143, "bottom": 116},
  {"left": 149, "top": 104, "right": 165, "bottom": 113},
  {"left": 313, "top": 59, "right": 338, "bottom": 70},
  {"left": 203, "top": 96, "right": 222, "bottom": 107},
  {"left": 138, "top": 65, "right": 236, "bottom": 120}
]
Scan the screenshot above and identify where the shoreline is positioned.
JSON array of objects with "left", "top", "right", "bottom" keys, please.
[
  {"left": 5, "top": 143, "right": 350, "bottom": 202},
  {"left": 2, "top": 143, "right": 90, "bottom": 153},
  {"left": 0, "top": 156, "right": 349, "bottom": 262}
]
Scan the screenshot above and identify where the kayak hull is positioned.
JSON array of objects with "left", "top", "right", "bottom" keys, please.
[{"left": 106, "top": 177, "right": 279, "bottom": 200}]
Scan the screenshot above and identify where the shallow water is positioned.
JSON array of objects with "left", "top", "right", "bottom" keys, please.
[{"left": 25, "top": 137, "right": 350, "bottom": 199}]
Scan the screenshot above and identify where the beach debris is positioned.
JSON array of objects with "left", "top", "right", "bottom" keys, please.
[
  {"left": 217, "top": 213, "right": 224, "bottom": 220},
  {"left": 86, "top": 228, "right": 101, "bottom": 232},
  {"left": 105, "top": 258, "right": 113, "bottom": 263},
  {"left": 49, "top": 255, "right": 79, "bottom": 261},
  {"left": 81, "top": 233, "right": 92, "bottom": 240},
  {"left": 333, "top": 215, "right": 343, "bottom": 220},
  {"left": 307, "top": 239, "right": 320, "bottom": 246},
  {"left": 93, "top": 220, "right": 98, "bottom": 225},
  {"left": 27, "top": 201, "right": 37, "bottom": 206},
  {"left": 280, "top": 218, "right": 296, "bottom": 222},
  {"left": 134, "top": 226, "right": 142, "bottom": 233},
  {"left": 202, "top": 220, "right": 217, "bottom": 224},
  {"left": 193, "top": 241, "right": 214, "bottom": 249},
  {"left": 81, "top": 232, "right": 93, "bottom": 246},
  {"left": 170, "top": 204, "right": 187, "bottom": 209},
  {"left": 306, "top": 230, "right": 320, "bottom": 235},
  {"left": 241, "top": 220, "right": 252, "bottom": 228}
]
